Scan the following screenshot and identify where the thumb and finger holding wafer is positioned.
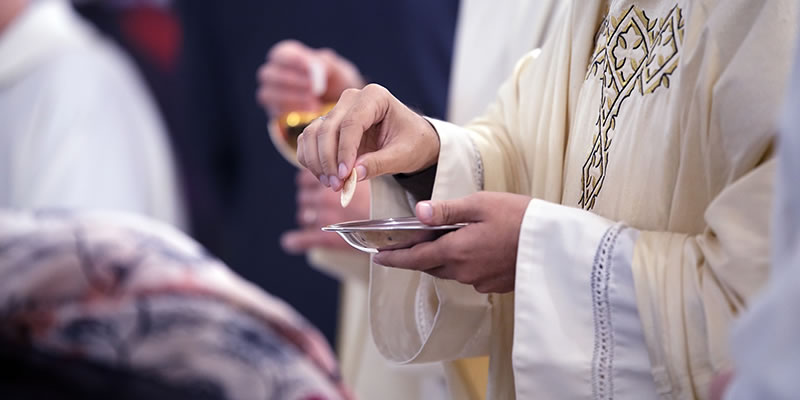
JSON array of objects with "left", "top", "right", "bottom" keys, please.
[{"left": 296, "top": 84, "right": 440, "bottom": 196}]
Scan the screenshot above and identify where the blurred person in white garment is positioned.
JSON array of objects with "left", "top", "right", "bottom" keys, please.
[
  {"left": 707, "top": 21, "right": 800, "bottom": 400},
  {"left": 257, "top": 1, "right": 561, "bottom": 398},
  {"left": 0, "top": 0, "right": 184, "bottom": 227}
]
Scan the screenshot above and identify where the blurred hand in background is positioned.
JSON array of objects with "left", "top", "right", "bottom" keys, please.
[
  {"left": 281, "top": 169, "right": 370, "bottom": 254},
  {"left": 257, "top": 39, "right": 364, "bottom": 117},
  {"left": 258, "top": 40, "right": 370, "bottom": 255}
]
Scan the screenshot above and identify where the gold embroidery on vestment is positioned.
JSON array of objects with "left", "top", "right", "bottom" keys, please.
[{"left": 579, "top": 5, "right": 685, "bottom": 210}]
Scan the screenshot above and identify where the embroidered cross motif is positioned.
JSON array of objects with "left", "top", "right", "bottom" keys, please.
[{"left": 579, "top": 5, "right": 685, "bottom": 210}]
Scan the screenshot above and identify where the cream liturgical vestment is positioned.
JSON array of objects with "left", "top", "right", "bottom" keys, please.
[
  {"left": 308, "top": 1, "right": 561, "bottom": 399},
  {"left": 369, "top": 0, "right": 797, "bottom": 399}
]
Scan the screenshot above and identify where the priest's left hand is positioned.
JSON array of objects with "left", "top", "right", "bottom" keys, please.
[{"left": 372, "top": 192, "right": 531, "bottom": 293}]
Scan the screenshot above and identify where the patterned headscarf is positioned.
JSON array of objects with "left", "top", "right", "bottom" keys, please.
[{"left": 0, "top": 210, "right": 353, "bottom": 400}]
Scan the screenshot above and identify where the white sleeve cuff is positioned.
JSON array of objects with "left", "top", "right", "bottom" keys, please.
[
  {"left": 513, "top": 199, "right": 657, "bottom": 399},
  {"left": 426, "top": 117, "right": 483, "bottom": 196}
]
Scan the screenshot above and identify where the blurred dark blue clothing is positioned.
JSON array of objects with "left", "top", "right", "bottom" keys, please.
[{"left": 174, "top": 1, "right": 458, "bottom": 345}]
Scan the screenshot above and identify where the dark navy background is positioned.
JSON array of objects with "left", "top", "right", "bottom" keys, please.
[{"left": 171, "top": 0, "right": 459, "bottom": 345}]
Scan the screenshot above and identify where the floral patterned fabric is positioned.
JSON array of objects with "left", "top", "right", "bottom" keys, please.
[{"left": 0, "top": 209, "right": 352, "bottom": 400}]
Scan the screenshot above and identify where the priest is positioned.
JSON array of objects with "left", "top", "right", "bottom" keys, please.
[{"left": 296, "top": 0, "right": 797, "bottom": 398}]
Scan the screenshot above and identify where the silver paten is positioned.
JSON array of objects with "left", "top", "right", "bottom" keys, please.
[{"left": 322, "top": 217, "right": 467, "bottom": 254}]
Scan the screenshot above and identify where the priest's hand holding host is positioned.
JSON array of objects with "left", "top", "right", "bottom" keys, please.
[
  {"left": 296, "top": 84, "right": 530, "bottom": 294},
  {"left": 297, "top": 84, "right": 440, "bottom": 189}
]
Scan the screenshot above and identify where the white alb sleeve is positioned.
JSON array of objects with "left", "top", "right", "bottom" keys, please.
[{"left": 513, "top": 199, "right": 658, "bottom": 399}]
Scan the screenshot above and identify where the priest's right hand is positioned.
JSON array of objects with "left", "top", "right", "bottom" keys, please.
[{"left": 296, "top": 84, "right": 441, "bottom": 191}]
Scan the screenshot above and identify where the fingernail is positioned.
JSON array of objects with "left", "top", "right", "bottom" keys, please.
[
  {"left": 319, "top": 175, "right": 330, "bottom": 187},
  {"left": 329, "top": 175, "right": 341, "bottom": 189},
  {"left": 372, "top": 253, "right": 385, "bottom": 265},
  {"left": 338, "top": 163, "right": 348, "bottom": 179},
  {"left": 417, "top": 202, "right": 433, "bottom": 221},
  {"left": 356, "top": 165, "right": 367, "bottom": 181}
]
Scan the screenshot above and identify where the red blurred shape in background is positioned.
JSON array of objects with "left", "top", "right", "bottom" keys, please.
[{"left": 120, "top": 5, "right": 180, "bottom": 72}]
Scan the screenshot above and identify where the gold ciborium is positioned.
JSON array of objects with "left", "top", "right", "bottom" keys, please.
[{"left": 268, "top": 103, "right": 335, "bottom": 167}]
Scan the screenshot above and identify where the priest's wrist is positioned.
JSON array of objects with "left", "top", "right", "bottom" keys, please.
[
  {"left": 394, "top": 164, "right": 437, "bottom": 201},
  {"left": 393, "top": 117, "right": 440, "bottom": 200}
]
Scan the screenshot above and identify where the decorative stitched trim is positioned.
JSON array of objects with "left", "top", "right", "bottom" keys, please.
[
  {"left": 467, "top": 136, "right": 485, "bottom": 191},
  {"left": 414, "top": 278, "right": 435, "bottom": 341},
  {"left": 591, "top": 223, "right": 626, "bottom": 399}
]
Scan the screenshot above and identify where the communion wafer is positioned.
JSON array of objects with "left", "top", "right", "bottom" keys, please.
[{"left": 340, "top": 168, "right": 358, "bottom": 208}]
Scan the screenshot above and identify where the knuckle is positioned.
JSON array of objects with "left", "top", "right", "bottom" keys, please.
[
  {"left": 439, "top": 203, "right": 453, "bottom": 223},
  {"left": 369, "top": 157, "right": 384, "bottom": 176},
  {"left": 305, "top": 117, "right": 322, "bottom": 132},
  {"left": 296, "top": 142, "right": 308, "bottom": 166},
  {"left": 302, "top": 122, "right": 319, "bottom": 139},
  {"left": 315, "top": 119, "right": 330, "bottom": 137},
  {"left": 453, "top": 268, "right": 473, "bottom": 285},
  {"left": 464, "top": 271, "right": 482, "bottom": 286},
  {"left": 340, "top": 87, "right": 360, "bottom": 99},
  {"left": 473, "top": 283, "right": 492, "bottom": 294},
  {"left": 319, "top": 157, "right": 333, "bottom": 172},
  {"left": 317, "top": 48, "right": 337, "bottom": 59},
  {"left": 265, "top": 69, "right": 288, "bottom": 87},
  {"left": 268, "top": 41, "right": 288, "bottom": 59},
  {"left": 440, "top": 240, "right": 456, "bottom": 261},
  {"left": 451, "top": 246, "right": 469, "bottom": 265},
  {"left": 363, "top": 83, "right": 385, "bottom": 95},
  {"left": 277, "top": 39, "right": 301, "bottom": 52},
  {"left": 339, "top": 117, "right": 361, "bottom": 133},
  {"left": 261, "top": 64, "right": 276, "bottom": 80}
]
